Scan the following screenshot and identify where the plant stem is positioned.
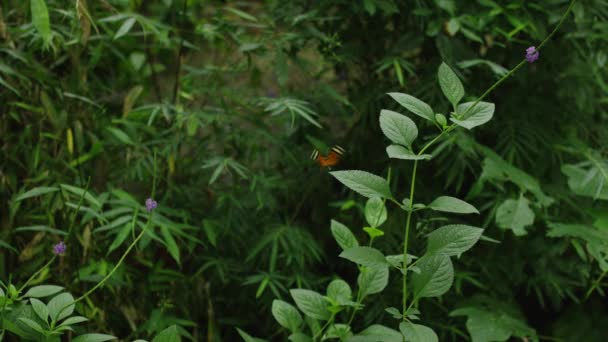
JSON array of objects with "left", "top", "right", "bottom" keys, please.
[
  {"left": 584, "top": 270, "right": 607, "bottom": 300},
  {"left": 397, "top": 0, "right": 577, "bottom": 311},
  {"left": 313, "top": 314, "right": 335, "bottom": 341},
  {"left": 17, "top": 256, "right": 56, "bottom": 294}
]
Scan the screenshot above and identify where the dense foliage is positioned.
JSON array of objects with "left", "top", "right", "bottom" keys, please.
[{"left": 1, "top": 0, "right": 607, "bottom": 341}]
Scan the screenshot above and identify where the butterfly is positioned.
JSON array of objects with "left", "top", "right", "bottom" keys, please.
[{"left": 310, "top": 145, "right": 345, "bottom": 168}]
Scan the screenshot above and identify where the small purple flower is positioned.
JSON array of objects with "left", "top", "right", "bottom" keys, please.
[
  {"left": 145, "top": 198, "right": 157, "bottom": 212},
  {"left": 525, "top": 46, "right": 539, "bottom": 63},
  {"left": 53, "top": 242, "right": 66, "bottom": 255}
]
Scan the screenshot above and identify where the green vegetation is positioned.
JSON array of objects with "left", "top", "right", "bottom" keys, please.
[{"left": 1, "top": 0, "right": 607, "bottom": 341}]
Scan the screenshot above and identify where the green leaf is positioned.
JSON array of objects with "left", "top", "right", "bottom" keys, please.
[
  {"left": 427, "top": 225, "right": 484, "bottom": 256},
  {"left": 496, "top": 196, "right": 534, "bottom": 236},
  {"left": 365, "top": 197, "right": 387, "bottom": 227},
  {"left": 108, "top": 223, "right": 131, "bottom": 254},
  {"left": 330, "top": 170, "right": 393, "bottom": 199},
  {"left": 106, "top": 126, "right": 135, "bottom": 145},
  {"left": 58, "top": 316, "right": 88, "bottom": 326},
  {"left": 152, "top": 325, "right": 181, "bottom": 342},
  {"left": 288, "top": 333, "right": 312, "bottom": 342},
  {"left": 340, "top": 247, "right": 388, "bottom": 267},
  {"left": 272, "top": 300, "right": 303, "bottom": 333},
  {"left": 59, "top": 184, "right": 101, "bottom": 208},
  {"left": 388, "top": 93, "right": 435, "bottom": 122},
  {"left": 451, "top": 101, "right": 495, "bottom": 129},
  {"left": 30, "top": 0, "right": 51, "bottom": 47},
  {"left": 72, "top": 334, "right": 117, "bottom": 342},
  {"left": 0, "top": 239, "right": 17, "bottom": 253},
  {"left": 399, "top": 322, "right": 438, "bottom": 342},
  {"left": 363, "top": 227, "right": 384, "bottom": 239},
  {"left": 358, "top": 265, "right": 389, "bottom": 298},
  {"left": 438, "top": 62, "right": 464, "bottom": 107},
  {"left": 386, "top": 145, "right": 432, "bottom": 160},
  {"left": 24, "top": 285, "right": 64, "bottom": 298},
  {"left": 290, "top": 289, "right": 330, "bottom": 321},
  {"left": 14, "top": 186, "right": 59, "bottom": 202},
  {"left": 330, "top": 220, "right": 359, "bottom": 250},
  {"left": 15, "top": 225, "right": 67, "bottom": 236},
  {"left": 562, "top": 162, "right": 608, "bottom": 200},
  {"left": 30, "top": 298, "right": 49, "bottom": 323},
  {"left": 18, "top": 317, "right": 45, "bottom": 334},
  {"left": 355, "top": 324, "right": 402, "bottom": 342},
  {"left": 47, "top": 292, "right": 75, "bottom": 322},
  {"left": 427, "top": 196, "right": 479, "bottom": 214},
  {"left": 450, "top": 306, "right": 537, "bottom": 342},
  {"left": 114, "top": 17, "right": 136, "bottom": 40},
  {"left": 236, "top": 328, "right": 268, "bottom": 342},
  {"left": 326, "top": 279, "right": 352, "bottom": 304},
  {"left": 412, "top": 255, "right": 453, "bottom": 298},
  {"left": 379, "top": 109, "right": 418, "bottom": 147},
  {"left": 160, "top": 226, "right": 180, "bottom": 264}
]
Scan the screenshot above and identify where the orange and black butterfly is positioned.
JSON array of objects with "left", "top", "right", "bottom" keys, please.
[{"left": 311, "top": 145, "right": 345, "bottom": 168}]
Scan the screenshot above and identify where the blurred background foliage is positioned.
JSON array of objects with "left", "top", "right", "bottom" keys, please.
[{"left": 1, "top": 0, "right": 607, "bottom": 340}]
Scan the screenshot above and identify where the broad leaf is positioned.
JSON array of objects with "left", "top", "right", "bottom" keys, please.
[
  {"left": 330, "top": 220, "right": 359, "bottom": 250},
  {"left": 451, "top": 101, "right": 494, "bottom": 129},
  {"left": 496, "top": 196, "right": 534, "bottom": 236},
  {"left": 438, "top": 62, "right": 464, "bottom": 107},
  {"left": 427, "top": 225, "right": 483, "bottom": 256},
  {"left": 290, "top": 289, "right": 330, "bottom": 321},
  {"left": 353, "top": 324, "right": 402, "bottom": 342},
  {"left": 30, "top": 298, "right": 49, "bottom": 322},
  {"left": 331, "top": 170, "right": 392, "bottom": 199},
  {"left": 388, "top": 93, "right": 435, "bottom": 122},
  {"left": 272, "top": 300, "right": 303, "bottom": 333},
  {"left": 365, "top": 197, "right": 387, "bottom": 227},
  {"left": 340, "top": 246, "right": 388, "bottom": 267},
  {"left": 427, "top": 196, "right": 478, "bottom": 214},
  {"left": 326, "top": 279, "right": 352, "bottom": 304},
  {"left": 379, "top": 109, "right": 418, "bottom": 147},
  {"left": 47, "top": 292, "right": 75, "bottom": 322},
  {"left": 152, "top": 325, "right": 181, "bottom": 342},
  {"left": 399, "top": 322, "right": 438, "bottom": 342},
  {"left": 412, "top": 255, "right": 453, "bottom": 298},
  {"left": 24, "top": 285, "right": 64, "bottom": 298},
  {"left": 358, "top": 265, "right": 389, "bottom": 298},
  {"left": 386, "top": 145, "right": 432, "bottom": 161}
]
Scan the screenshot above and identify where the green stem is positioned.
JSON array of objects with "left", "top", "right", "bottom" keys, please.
[
  {"left": 313, "top": 314, "right": 335, "bottom": 341},
  {"left": 402, "top": 159, "right": 417, "bottom": 318},
  {"left": 584, "top": 270, "right": 607, "bottom": 300},
  {"left": 17, "top": 257, "right": 56, "bottom": 295}
]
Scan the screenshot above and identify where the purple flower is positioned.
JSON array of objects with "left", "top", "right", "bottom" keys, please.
[
  {"left": 145, "top": 198, "right": 157, "bottom": 212},
  {"left": 525, "top": 46, "right": 539, "bottom": 63},
  {"left": 53, "top": 241, "right": 66, "bottom": 255}
]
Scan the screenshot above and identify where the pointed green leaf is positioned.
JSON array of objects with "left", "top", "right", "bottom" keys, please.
[
  {"left": 160, "top": 226, "right": 180, "bottom": 264},
  {"left": 379, "top": 109, "right": 418, "bottom": 147},
  {"left": 365, "top": 197, "right": 387, "bottom": 227},
  {"left": 272, "top": 300, "right": 303, "bottom": 333},
  {"left": 412, "top": 255, "right": 453, "bottom": 298},
  {"left": 326, "top": 279, "right": 352, "bottom": 304},
  {"left": 47, "top": 292, "right": 75, "bottom": 322},
  {"left": 340, "top": 247, "right": 388, "bottom": 267},
  {"left": 236, "top": 328, "right": 268, "bottom": 342},
  {"left": 358, "top": 265, "right": 389, "bottom": 298},
  {"left": 399, "top": 322, "right": 438, "bottom": 342},
  {"left": 72, "top": 334, "right": 117, "bottom": 342},
  {"left": 290, "top": 289, "right": 330, "bottom": 321},
  {"left": 30, "top": 298, "right": 49, "bottom": 323},
  {"left": 14, "top": 186, "right": 59, "bottom": 202},
  {"left": 427, "top": 196, "right": 479, "bottom": 214},
  {"left": 386, "top": 145, "right": 432, "bottom": 160},
  {"left": 427, "top": 225, "right": 483, "bottom": 256},
  {"left": 114, "top": 17, "right": 136, "bottom": 40},
  {"left": 451, "top": 101, "right": 495, "bottom": 129},
  {"left": 24, "top": 285, "right": 64, "bottom": 298},
  {"left": 152, "top": 325, "right": 181, "bottom": 342},
  {"left": 330, "top": 220, "right": 359, "bottom": 250},
  {"left": 330, "top": 170, "right": 393, "bottom": 199},
  {"left": 31, "top": 0, "right": 51, "bottom": 47},
  {"left": 438, "top": 63, "right": 464, "bottom": 107},
  {"left": 388, "top": 93, "right": 435, "bottom": 122}
]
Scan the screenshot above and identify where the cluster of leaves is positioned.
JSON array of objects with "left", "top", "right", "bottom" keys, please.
[{"left": 1, "top": 0, "right": 607, "bottom": 341}]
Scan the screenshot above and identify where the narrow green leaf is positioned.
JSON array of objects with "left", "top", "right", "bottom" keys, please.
[
  {"left": 236, "top": 328, "right": 268, "bottom": 342},
  {"left": 14, "top": 186, "right": 59, "bottom": 202},
  {"left": 160, "top": 226, "right": 181, "bottom": 264},
  {"left": 331, "top": 170, "right": 393, "bottom": 199},
  {"left": 114, "top": 17, "right": 136, "bottom": 40},
  {"left": 412, "top": 255, "right": 453, "bottom": 298},
  {"left": 30, "top": 298, "right": 49, "bottom": 323},
  {"left": 379, "top": 109, "right": 418, "bottom": 147},
  {"left": 426, "top": 225, "right": 483, "bottom": 256},
  {"left": 72, "top": 334, "right": 117, "bottom": 342},
  {"left": 58, "top": 316, "right": 89, "bottom": 327},
  {"left": 387, "top": 92, "right": 435, "bottom": 122},
  {"left": 108, "top": 223, "right": 132, "bottom": 254},
  {"left": 290, "top": 289, "right": 330, "bottom": 321},
  {"left": 427, "top": 196, "right": 479, "bottom": 214}
]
